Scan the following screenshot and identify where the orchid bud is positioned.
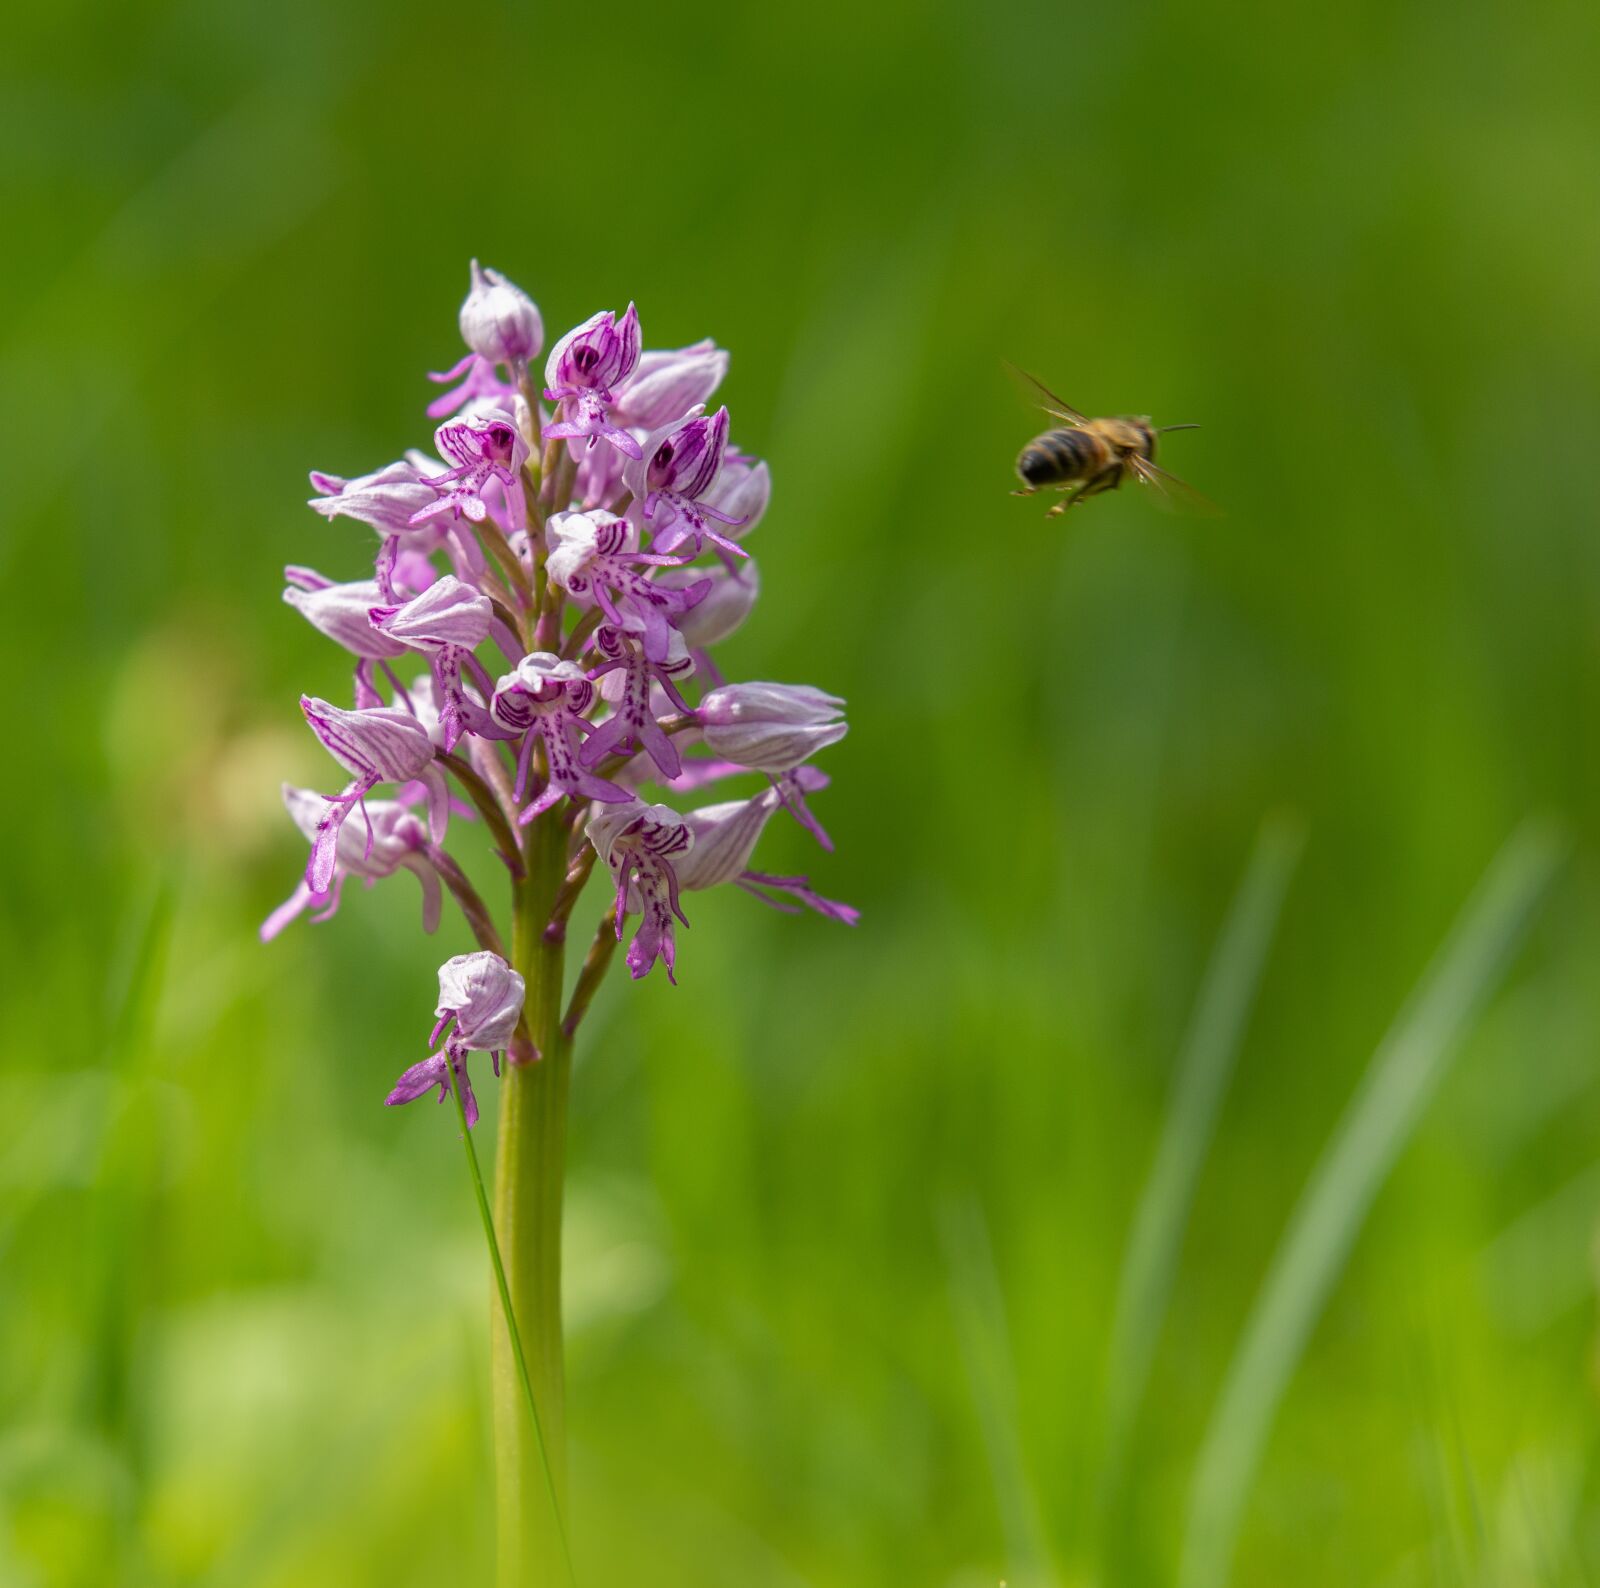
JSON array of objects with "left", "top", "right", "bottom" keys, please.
[
  {"left": 301, "top": 697, "right": 438, "bottom": 782},
  {"left": 459, "top": 259, "right": 543, "bottom": 366},
  {"left": 696, "top": 683, "right": 848, "bottom": 772},
  {"left": 704, "top": 453, "right": 772, "bottom": 537},
  {"left": 283, "top": 573, "right": 409, "bottom": 659},
  {"left": 673, "top": 796, "right": 774, "bottom": 891},
  {"left": 660, "top": 561, "right": 760, "bottom": 649},
  {"left": 309, "top": 460, "right": 441, "bottom": 537},
  {"left": 369, "top": 574, "right": 493, "bottom": 654}
]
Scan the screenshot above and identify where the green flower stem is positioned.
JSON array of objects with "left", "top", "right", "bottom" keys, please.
[
  {"left": 445, "top": 1052, "right": 572, "bottom": 1585},
  {"left": 493, "top": 803, "right": 575, "bottom": 1585}
]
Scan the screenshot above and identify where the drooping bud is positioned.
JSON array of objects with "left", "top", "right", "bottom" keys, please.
[
  {"left": 434, "top": 951, "right": 526, "bottom": 1054},
  {"left": 385, "top": 952, "right": 527, "bottom": 1128},
  {"left": 458, "top": 260, "right": 543, "bottom": 366},
  {"left": 696, "top": 683, "right": 847, "bottom": 772}
]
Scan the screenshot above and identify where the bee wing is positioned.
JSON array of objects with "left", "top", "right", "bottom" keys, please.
[
  {"left": 1003, "top": 360, "right": 1090, "bottom": 427},
  {"left": 1127, "top": 454, "right": 1224, "bottom": 517}
]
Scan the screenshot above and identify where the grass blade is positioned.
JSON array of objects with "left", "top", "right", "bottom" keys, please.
[
  {"left": 941, "top": 1194, "right": 1054, "bottom": 1586},
  {"left": 1178, "top": 820, "right": 1563, "bottom": 1588},
  {"left": 1101, "top": 815, "right": 1304, "bottom": 1513}
]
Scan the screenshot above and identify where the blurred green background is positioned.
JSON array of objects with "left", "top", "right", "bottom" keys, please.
[{"left": 5, "top": 0, "right": 1600, "bottom": 1583}]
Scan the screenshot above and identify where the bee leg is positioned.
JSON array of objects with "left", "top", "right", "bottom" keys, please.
[
  {"left": 1044, "top": 485, "right": 1087, "bottom": 519},
  {"left": 1078, "top": 470, "right": 1117, "bottom": 503},
  {"left": 1010, "top": 485, "right": 1037, "bottom": 497}
]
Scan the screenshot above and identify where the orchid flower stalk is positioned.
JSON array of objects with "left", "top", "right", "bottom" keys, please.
[{"left": 263, "top": 262, "right": 854, "bottom": 1583}]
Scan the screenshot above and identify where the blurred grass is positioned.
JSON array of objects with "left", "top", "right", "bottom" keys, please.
[
  {"left": 5, "top": 0, "right": 1600, "bottom": 1584},
  {"left": 1101, "top": 815, "right": 1304, "bottom": 1524},
  {"left": 1180, "top": 821, "right": 1563, "bottom": 1588}
]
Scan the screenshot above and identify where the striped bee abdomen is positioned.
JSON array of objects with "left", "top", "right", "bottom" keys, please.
[{"left": 1017, "top": 426, "right": 1100, "bottom": 486}]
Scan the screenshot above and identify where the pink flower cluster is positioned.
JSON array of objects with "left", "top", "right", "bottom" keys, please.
[{"left": 264, "top": 263, "right": 854, "bottom": 1119}]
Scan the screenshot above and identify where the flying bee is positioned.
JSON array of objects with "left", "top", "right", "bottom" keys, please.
[{"left": 1006, "top": 362, "right": 1219, "bottom": 517}]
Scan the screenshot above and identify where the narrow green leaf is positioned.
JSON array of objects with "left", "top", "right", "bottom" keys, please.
[
  {"left": 1179, "top": 821, "right": 1563, "bottom": 1588},
  {"left": 941, "top": 1195, "right": 1054, "bottom": 1586},
  {"left": 1102, "top": 815, "right": 1304, "bottom": 1512}
]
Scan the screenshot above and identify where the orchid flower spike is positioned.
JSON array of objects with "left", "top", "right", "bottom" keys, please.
[{"left": 269, "top": 264, "right": 853, "bottom": 1111}]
